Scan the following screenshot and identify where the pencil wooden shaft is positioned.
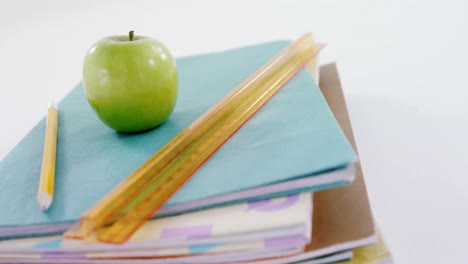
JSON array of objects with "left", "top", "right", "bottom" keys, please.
[{"left": 38, "top": 105, "right": 58, "bottom": 209}]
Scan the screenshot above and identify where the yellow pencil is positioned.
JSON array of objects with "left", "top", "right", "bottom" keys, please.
[{"left": 37, "top": 102, "right": 58, "bottom": 211}]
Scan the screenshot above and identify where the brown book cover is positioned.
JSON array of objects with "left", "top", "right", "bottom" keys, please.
[{"left": 308, "top": 63, "right": 377, "bottom": 253}]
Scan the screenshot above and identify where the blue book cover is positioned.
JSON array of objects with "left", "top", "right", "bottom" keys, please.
[{"left": 0, "top": 40, "right": 357, "bottom": 231}]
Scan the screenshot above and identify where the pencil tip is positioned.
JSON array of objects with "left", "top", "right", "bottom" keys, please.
[{"left": 37, "top": 193, "right": 52, "bottom": 212}]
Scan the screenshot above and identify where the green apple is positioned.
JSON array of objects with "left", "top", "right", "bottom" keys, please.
[{"left": 82, "top": 31, "right": 178, "bottom": 133}]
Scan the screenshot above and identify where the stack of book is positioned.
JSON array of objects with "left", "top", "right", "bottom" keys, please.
[{"left": 0, "top": 39, "right": 392, "bottom": 263}]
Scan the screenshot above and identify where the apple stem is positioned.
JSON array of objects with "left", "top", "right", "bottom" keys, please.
[{"left": 129, "top": 30, "right": 134, "bottom": 41}]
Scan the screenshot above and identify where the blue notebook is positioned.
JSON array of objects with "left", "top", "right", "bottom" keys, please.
[{"left": 0, "top": 40, "right": 357, "bottom": 237}]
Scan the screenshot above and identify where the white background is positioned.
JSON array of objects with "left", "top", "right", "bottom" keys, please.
[{"left": 1, "top": 0, "right": 467, "bottom": 263}]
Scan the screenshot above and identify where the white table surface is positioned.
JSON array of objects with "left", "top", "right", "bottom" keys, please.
[{"left": 1, "top": 0, "right": 467, "bottom": 263}]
